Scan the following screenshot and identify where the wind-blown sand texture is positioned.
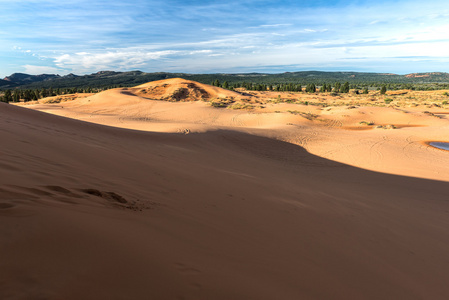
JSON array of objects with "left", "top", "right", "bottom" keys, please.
[{"left": 3, "top": 79, "right": 449, "bottom": 299}]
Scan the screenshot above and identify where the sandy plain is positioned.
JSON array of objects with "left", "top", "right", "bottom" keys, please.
[{"left": 2, "top": 78, "right": 449, "bottom": 299}]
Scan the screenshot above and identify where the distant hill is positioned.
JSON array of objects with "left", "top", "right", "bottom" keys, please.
[
  {"left": 3, "top": 73, "right": 62, "bottom": 86},
  {"left": 0, "top": 78, "right": 14, "bottom": 88},
  {"left": 2, "top": 70, "right": 449, "bottom": 90},
  {"left": 404, "top": 72, "right": 449, "bottom": 80}
]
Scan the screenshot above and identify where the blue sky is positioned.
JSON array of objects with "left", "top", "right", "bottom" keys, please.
[{"left": 1, "top": 0, "right": 449, "bottom": 77}]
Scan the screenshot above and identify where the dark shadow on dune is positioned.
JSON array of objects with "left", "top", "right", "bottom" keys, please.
[{"left": 2, "top": 102, "right": 449, "bottom": 299}]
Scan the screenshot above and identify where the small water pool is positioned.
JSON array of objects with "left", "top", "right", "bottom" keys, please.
[{"left": 430, "top": 142, "right": 449, "bottom": 151}]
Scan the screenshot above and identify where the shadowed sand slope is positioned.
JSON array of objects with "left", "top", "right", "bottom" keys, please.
[
  {"left": 2, "top": 102, "right": 449, "bottom": 299},
  {"left": 27, "top": 81, "right": 449, "bottom": 182}
]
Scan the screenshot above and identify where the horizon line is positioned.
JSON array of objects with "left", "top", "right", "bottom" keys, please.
[{"left": 3, "top": 69, "right": 449, "bottom": 78}]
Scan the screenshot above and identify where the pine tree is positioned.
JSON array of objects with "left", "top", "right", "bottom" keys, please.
[
  {"left": 306, "top": 83, "right": 316, "bottom": 93},
  {"left": 334, "top": 82, "right": 341, "bottom": 93},
  {"left": 340, "top": 82, "right": 350, "bottom": 93},
  {"left": 33, "top": 90, "right": 40, "bottom": 100},
  {"left": 380, "top": 85, "right": 387, "bottom": 94},
  {"left": 41, "top": 88, "right": 48, "bottom": 98},
  {"left": 4, "top": 90, "right": 12, "bottom": 102},
  {"left": 24, "top": 90, "right": 32, "bottom": 102},
  {"left": 13, "top": 91, "right": 20, "bottom": 102}
]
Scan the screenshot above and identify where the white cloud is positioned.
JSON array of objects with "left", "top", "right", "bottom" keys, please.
[
  {"left": 53, "top": 50, "right": 179, "bottom": 72},
  {"left": 188, "top": 50, "right": 213, "bottom": 55},
  {"left": 254, "top": 24, "right": 292, "bottom": 28},
  {"left": 302, "top": 28, "right": 328, "bottom": 33},
  {"left": 3, "top": 0, "right": 448, "bottom": 76},
  {"left": 23, "top": 65, "right": 61, "bottom": 74}
]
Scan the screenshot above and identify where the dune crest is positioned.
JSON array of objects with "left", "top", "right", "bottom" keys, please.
[{"left": 132, "top": 78, "right": 244, "bottom": 102}]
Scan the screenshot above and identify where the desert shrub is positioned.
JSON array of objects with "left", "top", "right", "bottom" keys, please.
[
  {"left": 359, "top": 121, "right": 374, "bottom": 125},
  {"left": 230, "top": 103, "right": 255, "bottom": 109},
  {"left": 384, "top": 98, "right": 393, "bottom": 104},
  {"left": 288, "top": 110, "right": 318, "bottom": 120},
  {"left": 210, "top": 102, "right": 227, "bottom": 108}
]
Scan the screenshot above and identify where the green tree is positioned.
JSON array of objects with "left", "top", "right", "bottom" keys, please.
[
  {"left": 41, "top": 88, "right": 48, "bottom": 98},
  {"left": 334, "top": 82, "right": 341, "bottom": 93},
  {"left": 305, "top": 83, "right": 316, "bottom": 93},
  {"left": 23, "top": 90, "right": 33, "bottom": 102},
  {"left": 340, "top": 82, "right": 350, "bottom": 93},
  {"left": 380, "top": 85, "right": 387, "bottom": 95},
  {"left": 13, "top": 91, "right": 20, "bottom": 102},
  {"left": 4, "top": 90, "right": 12, "bottom": 102},
  {"left": 33, "top": 90, "right": 40, "bottom": 100}
]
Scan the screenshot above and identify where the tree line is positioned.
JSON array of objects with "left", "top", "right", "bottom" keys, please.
[
  {"left": 211, "top": 80, "right": 370, "bottom": 94},
  {"left": 1, "top": 79, "right": 447, "bottom": 103},
  {"left": 0, "top": 86, "right": 116, "bottom": 103}
]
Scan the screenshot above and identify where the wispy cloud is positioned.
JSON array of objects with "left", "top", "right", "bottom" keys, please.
[
  {"left": 23, "top": 65, "right": 62, "bottom": 74},
  {"left": 53, "top": 50, "right": 179, "bottom": 73},
  {"left": 1, "top": 0, "right": 449, "bottom": 76}
]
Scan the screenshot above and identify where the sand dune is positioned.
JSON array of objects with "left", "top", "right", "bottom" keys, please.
[
  {"left": 133, "top": 77, "right": 245, "bottom": 101},
  {"left": 27, "top": 80, "right": 449, "bottom": 182},
  {"left": 3, "top": 80, "right": 449, "bottom": 299}
]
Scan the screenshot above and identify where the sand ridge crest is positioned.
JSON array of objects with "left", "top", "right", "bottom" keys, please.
[{"left": 132, "top": 77, "right": 244, "bottom": 102}]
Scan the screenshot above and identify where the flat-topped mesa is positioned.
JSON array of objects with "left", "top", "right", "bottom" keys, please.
[{"left": 132, "top": 78, "right": 242, "bottom": 102}]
